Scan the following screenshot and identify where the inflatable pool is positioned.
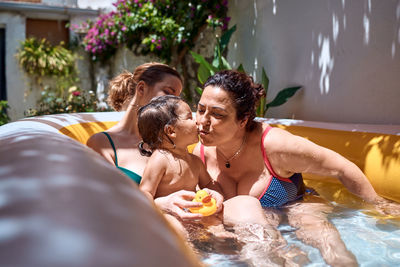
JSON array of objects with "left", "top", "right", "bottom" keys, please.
[
  {"left": 0, "top": 112, "right": 201, "bottom": 267},
  {"left": 0, "top": 111, "right": 399, "bottom": 266},
  {"left": 10, "top": 112, "right": 398, "bottom": 202},
  {"left": 258, "top": 118, "right": 400, "bottom": 203}
]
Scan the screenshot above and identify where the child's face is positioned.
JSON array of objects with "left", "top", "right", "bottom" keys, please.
[{"left": 174, "top": 101, "right": 199, "bottom": 146}]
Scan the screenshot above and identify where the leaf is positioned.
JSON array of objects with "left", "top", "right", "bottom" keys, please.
[
  {"left": 190, "top": 51, "right": 217, "bottom": 83},
  {"left": 190, "top": 51, "right": 218, "bottom": 73},
  {"left": 195, "top": 86, "right": 203, "bottom": 95},
  {"left": 221, "top": 56, "right": 231, "bottom": 70},
  {"left": 266, "top": 86, "right": 302, "bottom": 109},
  {"left": 212, "top": 39, "right": 222, "bottom": 70},
  {"left": 261, "top": 67, "right": 269, "bottom": 97},
  {"left": 220, "top": 25, "right": 237, "bottom": 53},
  {"left": 237, "top": 64, "right": 246, "bottom": 73},
  {"left": 197, "top": 63, "right": 212, "bottom": 84},
  {"left": 257, "top": 96, "right": 266, "bottom": 117}
]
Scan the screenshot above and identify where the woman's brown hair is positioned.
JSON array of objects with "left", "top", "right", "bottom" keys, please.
[{"left": 107, "top": 62, "right": 182, "bottom": 111}]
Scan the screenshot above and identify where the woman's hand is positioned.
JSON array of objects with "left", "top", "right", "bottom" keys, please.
[
  {"left": 372, "top": 196, "right": 400, "bottom": 216},
  {"left": 154, "top": 190, "right": 204, "bottom": 220},
  {"left": 202, "top": 188, "right": 224, "bottom": 213}
]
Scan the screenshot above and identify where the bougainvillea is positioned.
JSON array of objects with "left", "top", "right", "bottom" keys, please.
[{"left": 72, "top": 0, "right": 229, "bottom": 62}]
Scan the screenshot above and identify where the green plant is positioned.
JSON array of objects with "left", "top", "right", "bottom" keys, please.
[
  {"left": 74, "top": 0, "right": 229, "bottom": 63},
  {"left": 190, "top": 26, "right": 301, "bottom": 117},
  {"left": 24, "top": 87, "right": 108, "bottom": 117},
  {"left": 0, "top": 100, "right": 10, "bottom": 126},
  {"left": 16, "top": 37, "right": 105, "bottom": 115},
  {"left": 16, "top": 38, "right": 78, "bottom": 97}
]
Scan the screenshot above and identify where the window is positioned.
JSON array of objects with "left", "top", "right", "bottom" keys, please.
[{"left": 26, "top": 19, "right": 69, "bottom": 46}]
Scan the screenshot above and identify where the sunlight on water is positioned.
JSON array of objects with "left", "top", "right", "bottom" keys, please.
[{"left": 194, "top": 202, "right": 400, "bottom": 266}]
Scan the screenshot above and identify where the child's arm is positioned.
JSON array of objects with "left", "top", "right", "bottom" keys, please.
[{"left": 139, "top": 152, "right": 166, "bottom": 201}]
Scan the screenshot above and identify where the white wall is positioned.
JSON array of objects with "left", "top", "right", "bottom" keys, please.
[
  {"left": 77, "top": 0, "right": 115, "bottom": 11},
  {"left": 227, "top": 0, "right": 400, "bottom": 124}
]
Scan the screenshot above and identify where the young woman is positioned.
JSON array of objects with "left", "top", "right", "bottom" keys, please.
[{"left": 87, "top": 62, "right": 182, "bottom": 184}]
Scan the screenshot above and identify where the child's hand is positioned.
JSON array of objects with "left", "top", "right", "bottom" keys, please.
[
  {"left": 154, "top": 190, "right": 204, "bottom": 220},
  {"left": 202, "top": 188, "right": 224, "bottom": 213}
]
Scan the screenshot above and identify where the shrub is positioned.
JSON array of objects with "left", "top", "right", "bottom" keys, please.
[
  {"left": 24, "top": 87, "right": 108, "bottom": 117},
  {"left": 17, "top": 38, "right": 106, "bottom": 115},
  {"left": 0, "top": 100, "right": 10, "bottom": 126},
  {"left": 74, "top": 0, "right": 230, "bottom": 63}
]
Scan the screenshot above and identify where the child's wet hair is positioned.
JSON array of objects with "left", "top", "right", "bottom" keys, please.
[{"left": 138, "top": 95, "right": 182, "bottom": 156}]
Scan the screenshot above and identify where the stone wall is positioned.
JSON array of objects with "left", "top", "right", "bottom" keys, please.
[{"left": 81, "top": 26, "right": 219, "bottom": 111}]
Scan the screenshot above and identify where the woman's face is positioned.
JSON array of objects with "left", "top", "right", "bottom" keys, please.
[
  {"left": 196, "top": 85, "right": 243, "bottom": 146},
  {"left": 143, "top": 75, "right": 183, "bottom": 104},
  {"left": 174, "top": 101, "right": 199, "bottom": 146}
]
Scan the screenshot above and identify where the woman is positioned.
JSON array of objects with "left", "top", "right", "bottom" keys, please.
[
  {"left": 192, "top": 70, "right": 400, "bottom": 265},
  {"left": 87, "top": 62, "right": 183, "bottom": 184},
  {"left": 157, "top": 70, "right": 400, "bottom": 266}
]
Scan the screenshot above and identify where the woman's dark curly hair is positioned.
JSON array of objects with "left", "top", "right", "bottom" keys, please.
[
  {"left": 137, "top": 95, "right": 182, "bottom": 156},
  {"left": 204, "top": 70, "right": 266, "bottom": 131}
]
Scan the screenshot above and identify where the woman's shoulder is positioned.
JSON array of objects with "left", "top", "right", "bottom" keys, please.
[
  {"left": 261, "top": 123, "right": 313, "bottom": 155},
  {"left": 86, "top": 131, "right": 109, "bottom": 148},
  {"left": 259, "top": 123, "right": 295, "bottom": 148}
]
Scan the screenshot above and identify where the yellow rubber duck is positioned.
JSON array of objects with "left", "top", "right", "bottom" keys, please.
[{"left": 189, "top": 190, "right": 217, "bottom": 216}]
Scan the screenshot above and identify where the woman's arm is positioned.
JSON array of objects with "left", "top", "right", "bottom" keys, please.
[{"left": 265, "top": 128, "right": 381, "bottom": 203}]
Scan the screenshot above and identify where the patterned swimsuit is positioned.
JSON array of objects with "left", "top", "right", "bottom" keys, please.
[
  {"left": 258, "top": 126, "right": 305, "bottom": 207},
  {"left": 200, "top": 126, "right": 304, "bottom": 208}
]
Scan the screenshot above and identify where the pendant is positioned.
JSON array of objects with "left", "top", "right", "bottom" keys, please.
[{"left": 225, "top": 161, "right": 230, "bottom": 168}]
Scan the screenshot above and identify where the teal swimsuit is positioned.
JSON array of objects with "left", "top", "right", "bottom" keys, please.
[{"left": 101, "top": 132, "right": 142, "bottom": 184}]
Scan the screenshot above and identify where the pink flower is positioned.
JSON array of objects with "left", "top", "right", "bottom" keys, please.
[{"left": 72, "top": 91, "right": 81, "bottom": 96}]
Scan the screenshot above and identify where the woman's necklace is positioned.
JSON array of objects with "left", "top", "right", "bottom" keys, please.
[{"left": 218, "top": 134, "right": 247, "bottom": 168}]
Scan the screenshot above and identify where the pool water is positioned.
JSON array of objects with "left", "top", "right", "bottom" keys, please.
[{"left": 194, "top": 180, "right": 400, "bottom": 266}]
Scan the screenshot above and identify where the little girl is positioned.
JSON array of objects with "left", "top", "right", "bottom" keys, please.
[{"left": 137, "top": 95, "right": 231, "bottom": 238}]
